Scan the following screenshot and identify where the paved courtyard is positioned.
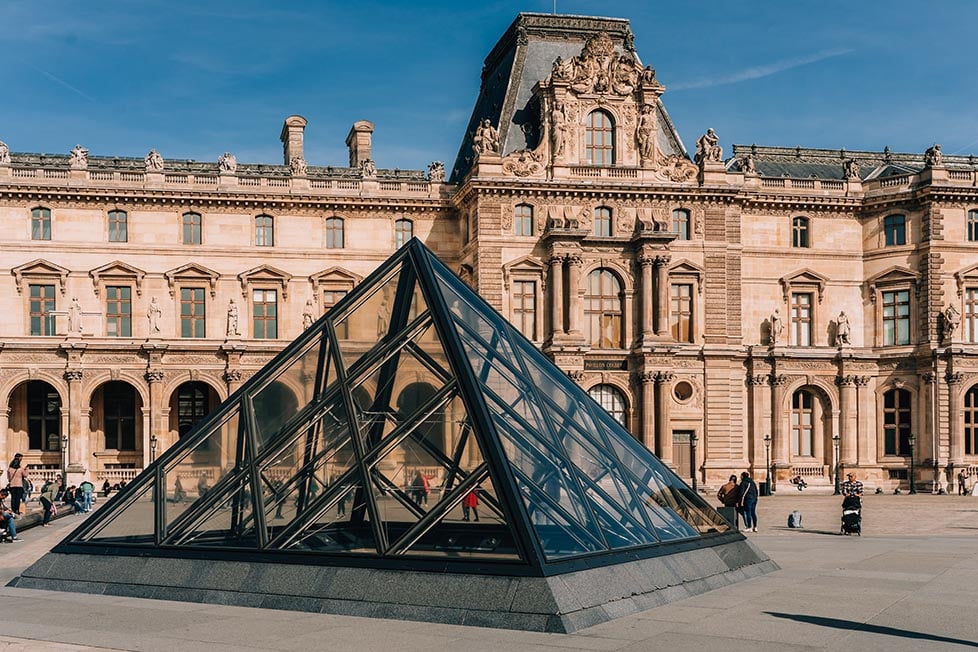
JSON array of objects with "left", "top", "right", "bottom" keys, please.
[{"left": 1, "top": 493, "right": 976, "bottom": 651}]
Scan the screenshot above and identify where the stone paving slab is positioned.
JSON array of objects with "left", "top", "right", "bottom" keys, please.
[{"left": 1, "top": 494, "right": 977, "bottom": 650}]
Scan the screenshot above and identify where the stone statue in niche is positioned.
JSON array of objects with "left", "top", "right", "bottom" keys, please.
[
  {"left": 67, "top": 297, "right": 83, "bottom": 334},
  {"left": 226, "top": 297, "right": 240, "bottom": 337},
  {"left": 844, "top": 158, "right": 860, "bottom": 179},
  {"left": 218, "top": 152, "right": 237, "bottom": 173},
  {"left": 741, "top": 153, "right": 756, "bottom": 175},
  {"left": 835, "top": 311, "right": 851, "bottom": 345},
  {"left": 302, "top": 299, "right": 315, "bottom": 330},
  {"left": 769, "top": 309, "right": 783, "bottom": 345},
  {"left": 472, "top": 119, "right": 500, "bottom": 158},
  {"left": 0, "top": 140, "right": 10, "bottom": 165},
  {"left": 145, "top": 149, "right": 164, "bottom": 172},
  {"left": 694, "top": 129, "right": 722, "bottom": 165},
  {"left": 69, "top": 144, "right": 89, "bottom": 169},
  {"left": 289, "top": 155, "right": 307, "bottom": 176},
  {"left": 942, "top": 304, "right": 960, "bottom": 344},
  {"left": 924, "top": 144, "right": 944, "bottom": 167},
  {"left": 360, "top": 158, "right": 377, "bottom": 178},
  {"left": 550, "top": 102, "right": 569, "bottom": 158},
  {"left": 635, "top": 104, "right": 656, "bottom": 162},
  {"left": 147, "top": 296, "right": 162, "bottom": 335},
  {"left": 428, "top": 161, "right": 445, "bottom": 182}
]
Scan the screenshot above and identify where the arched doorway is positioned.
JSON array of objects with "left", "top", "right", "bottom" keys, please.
[
  {"left": 90, "top": 381, "right": 144, "bottom": 474},
  {"left": 169, "top": 382, "right": 220, "bottom": 440},
  {"left": 6, "top": 381, "right": 63, "bottom": 469},
  {"left": 788, "top": 386, "right": 833, "bottom": 484}
]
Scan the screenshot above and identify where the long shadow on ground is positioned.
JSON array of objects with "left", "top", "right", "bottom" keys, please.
[{"left": 767, "top": 612, "right": 978, "bottom": 648}]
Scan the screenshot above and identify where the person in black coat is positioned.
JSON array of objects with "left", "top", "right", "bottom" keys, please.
[{"left": 737, "top": 471, "right": 759, "bottom": 532}]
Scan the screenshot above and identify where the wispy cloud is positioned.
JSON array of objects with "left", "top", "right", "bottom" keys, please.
[
  {"left": 29, "top": 64, "right": 96, "bottom": 102},
  {"left": 670, "top": 48, "right": 853, "bottom": 91}
]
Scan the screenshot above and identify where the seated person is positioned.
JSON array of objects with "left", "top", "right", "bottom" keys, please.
[
  {"left": 790, "top": 475, "right": 807, "bottom": 489},
  {"left": 0, "top": 488, "right": 21, "bottom": 541}
]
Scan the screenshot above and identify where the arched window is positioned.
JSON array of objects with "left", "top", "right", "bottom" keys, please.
[
  {"left": 103, "top": 381, "right": 137, "bottom": 451},
  {"left": 883, "top": 388, "right": 912, "bottom": 456},
  {"left": 969, "top": 210, "right": 978, "bottom": 242},
  {"left": 108, "top": 210, "right": 128, "bottom": 242},
  {"left": 395, "top": 218, "right": 413, "bottom": 249},
  {"left": 673, "top": 209, "right": 690, "bottom": 240},
  {"left": 791, "top": 390, "right": 814, "bottom": 456},
  {"left": 966, "top": 385, "right": 978, "bottom": 455},
  {"left": 792, "top": 216, "right": 810, "bottom": 248},
  {"left": 31, "top": 207, "right": 51, "bottom": 240},
  {"left": 884, "top": 214, "right": 906, "bottom": 246},
  {"left": 176, "top": 382, "right": 210, "bottom": 439},
  {"left": 585, "top": 110, "right": 615, "bottom": 166},
  {"left": 255, "top": 214, "right": 274, "bottom": 247},
  {"left": 585, "top": 268, "right": 623, "bottom": 348},
  {"left": 514, "top": 204, "right": 533, "bottom": 236},
  {"left": 26, "top": 381, "right": 60, "bottom": 451},
  {"left": 325, "top": 217, "right": 344, "bottom": 249},
  {"left": 182, "top": 212, "right": 202, "bottom": 245},
  {"left": 397, "top": 382, "right": 443, "bottom": 453},
  {"left": 593, "top": 206, "right": 612, "bottom": 237},
  {"left": 589, "top": 384, "right": 627, "bottom": 427}
]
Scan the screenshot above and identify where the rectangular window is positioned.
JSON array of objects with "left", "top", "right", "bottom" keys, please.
[
  {"left": 514, "top": 205, "right": 533, "bottom": 236},
  {"left": 670, "top": 283, "right": 693, "bottom": 343},
  {"left": 255, "top": 215, "right": 274, "bottom": 247},
  {"left": 884, "top": 215, "right": 906, "bottom": 246},
  {"left": 105, "top": 286, "right": 132, "bottom": 337},
  {"left": 882, "top": 289, "right": 910, "bottom": 345},
  {"left": 790, "top": 292, "right": 812, "bottom": 346},
  {"left": 183, "top": 213, "right": 202, "bottom": 245},
  {"left": 672, "top": 210, "right": 690, "bottom": 241},
  {"left": 253, "top": 289, "right": 277, "bottom": 339},
  {"left": 31, "top": 208, "right": 51, "bottom": 240},
  {"left": 29, "top": 284, "right": 56, "bottom": 336},
  {"left": 512, "top": 280, "right": 536, "bottom": 340},
  {"left": 108, "top": 210, "right": 128, "bottom": 242},
  {"left": 967, "top": 288, "right": 978, "bottom": 343},
  {"left": 180, "top": 287, "right": 206, "bottom": 338},
  {"left": 323, "top": 289, "right": 348, "bottom": 337},
  {"left": 325, "top": 218, "right": 344, "bottom": 249},
  {"left": 883, "top": 390, "right": 912, "bottom": 456}
]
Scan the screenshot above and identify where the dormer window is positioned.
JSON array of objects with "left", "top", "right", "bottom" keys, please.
[{"left": 585, "top": 110, "right": 615, "bottom": 166}]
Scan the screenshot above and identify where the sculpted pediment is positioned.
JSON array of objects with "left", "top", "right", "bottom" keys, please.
[
  {"left": 90, "top": 260, "right": 146, "bottom": 296},
  {"left": 954, "top": 262, "right": 978, "bottom": 297},
  {"left": 11, "top": 259, "right": 70, "bottom": 295},
  {"left": 779, "top": 268, "right": 830, "bottom": 303},
  {"left": 164, "top": 263, "right": 220, "bottom": 297},
  {"left": 866, "top": 265, "right": 919, "bottom": 301},
  {"left": 238, "top": 264, "right": 292, "bottom": 299},
  {"left": 310, "top": 267, "right": 362, "bottom": 291}
]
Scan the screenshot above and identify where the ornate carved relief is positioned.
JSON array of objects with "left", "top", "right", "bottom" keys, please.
[
  {"left": 655, "top": 154, "right": 698, "bottom": 183},
  {"left": 501, "top": 149, "right": 544, "bottom": 177}
]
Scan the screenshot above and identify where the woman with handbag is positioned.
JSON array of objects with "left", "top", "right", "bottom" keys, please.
[{"left": 6, "top": 453, "right": 29, "bottom": 515}]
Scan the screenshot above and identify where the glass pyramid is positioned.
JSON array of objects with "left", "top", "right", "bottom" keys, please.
[{"left": 63, "top": 239, "right": 729, "bottom": 573}]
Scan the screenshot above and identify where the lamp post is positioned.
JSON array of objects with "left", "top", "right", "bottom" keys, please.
[
  {"left": 689, "top": 433, "right": 698, "bottom": 492},
  {"left": 763, "top": 435, "right": 772, "bottom": 495},
  {"left": 832, "top": 434, "right": 841, "bottom": 495},
  {"left": 61, "top": 434, "right": 68, "bottom": 485},
  {"left": 150, "top": 434, "right": 158, "bottom": 464},
  {"left": 908, "top": 433, "right": 916, "bottom": 494}
]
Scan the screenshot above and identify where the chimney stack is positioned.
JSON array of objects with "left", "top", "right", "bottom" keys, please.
[
  {"left": 280, "top": 115, "right": 307, "bottom": 165},
  {"left": 346, "top": 120, "right": 375, "bottom": 168}
]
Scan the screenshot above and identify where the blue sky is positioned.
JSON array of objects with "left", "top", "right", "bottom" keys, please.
[{"left": 2, "top": 1, "right": 977, "bottom": 171}]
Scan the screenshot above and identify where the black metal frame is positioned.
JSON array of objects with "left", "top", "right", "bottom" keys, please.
[{"left": 55, "top": 239, "right": 744, "bottom": 579}]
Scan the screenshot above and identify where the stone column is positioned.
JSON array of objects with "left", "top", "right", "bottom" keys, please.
[
  {"left": 145, "top": 369, "right": 165, "bottom": 467},
  {"left": 837, "top": 375, "right": 858, "bottom": 465},
  {"left": 747, "top": 374, "right": 767, "bottom": 476},
  {"left": 0, "top": 407, "right": 8, "bottom": 462},
  {"left": 566, "top": 253, "right": 583, "bottom": 336},
  {"left": 854, "top": 376, "right": 874, "bottom": 465},
  {"left": 770, "top": 374, "right": 789, "bottom": 468},
  {"left": 640, "top": 371, "right": 656, "bottom": 453},
  {"left": 638, "top": 256, "right": 655, "bottom": 342},
  {"left": 64, "top": 369, "right": 86, "bottom": 483},
  {"left": 653, "top": 255, "right": 671, "bottom": 336},
  {"left": 655, "top": 371, "right": 674, "bottom": 466},
  {"left": 549, "top": 253, "right": 565, "bottom": 338},
  {"left": 947, "top": 371, "right": 964, "bottom": 464}
]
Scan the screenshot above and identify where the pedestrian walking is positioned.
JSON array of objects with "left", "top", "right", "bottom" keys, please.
[
  {"left": 737, "top": 471, "right": 759, "bottom": 532},
  {"left": 462, "top": 488, "right": 480, "bottom": 522}
]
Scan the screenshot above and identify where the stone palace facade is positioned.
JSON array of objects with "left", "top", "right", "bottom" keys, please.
[{"left": 1, "top": 13, "right": 977, "bottom": 493}]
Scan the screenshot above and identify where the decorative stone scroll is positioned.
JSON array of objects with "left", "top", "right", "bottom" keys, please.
[{"left": 502, "top": 149, "right": 544, "bottom": 177}]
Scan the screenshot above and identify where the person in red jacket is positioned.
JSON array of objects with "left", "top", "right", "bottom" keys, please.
[{"left": 462, "top": 488, "right": 479, "bottom": 522}]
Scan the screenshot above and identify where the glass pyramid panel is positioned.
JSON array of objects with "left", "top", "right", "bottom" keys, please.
[
  {"left": 67, "top": 240, "right": 740, "bottom": 575},
  {"left": 80, "top": 477, "right": 156, "bottom": 544},
  {"left": 250, "top": 335, "right": 324, "bottom": 449},
  {"left": 162, "top": 405, "right": 241, "bottom": 534}
]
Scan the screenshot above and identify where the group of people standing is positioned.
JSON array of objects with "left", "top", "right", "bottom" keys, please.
[{"left": 717, "top": 472, "right": 761, "bottom": 532}]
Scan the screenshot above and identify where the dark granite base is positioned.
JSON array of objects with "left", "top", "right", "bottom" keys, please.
[{"left": 10, "top": 538, "right": 777, "bottom": 633}]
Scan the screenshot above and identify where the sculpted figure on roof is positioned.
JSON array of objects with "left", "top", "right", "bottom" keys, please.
[
  {"left": 546, "top": 32, "right": 646, "bottom": 96},
  {"left": 428, "top": 161, "right": 445, "bottom": 182},
  {"left": 741, "top": 153, "right": 756, "bottom": 175},
  {"left": 472, "top": 119, "right": 500, "bottom": 158},
  {"left": 360, "top": 158, "right": 377, "bottom": 178},
  {"left": 218, "top": 152, "right": 237, "bottom": 173},
  {"left": 844, "top": 158, "right": 860, "bottom": 179},
  {"left": 0, "top": 140, "right": 10, "bottom": 165},
  {"left": 145, "top": 149, "right": 164, "bottom": 172},
  {"left": 289, "top": 155, "right": 307, "bottom": 176},
  {"left": 924, "top": 144, "right": 943, "bottom": 167},
  {"left": 69, "top": 144, "right": 88, "bottom": 169},
  {"left": 694, "top": 129, "right": 722, "bottom": 165},
  {"left": 636, "top": 104, "right": 656, "bottom": 162}
]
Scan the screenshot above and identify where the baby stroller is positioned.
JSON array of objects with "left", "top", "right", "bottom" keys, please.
[{"left": 841, "top": 495, "right": 861, "bottom": 536}]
